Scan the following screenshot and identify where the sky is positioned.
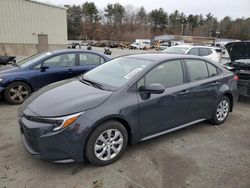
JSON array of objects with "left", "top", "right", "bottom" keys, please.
[{"left": 39, "top": 0, "right": 250, "bottom": 20}]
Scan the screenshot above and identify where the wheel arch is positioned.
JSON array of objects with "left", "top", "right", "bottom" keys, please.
[
  {"left": 223, "top": 92, "right": 233, "bottom": 112},
  {"left": 4, "top": 79, "right": 34, "bottom": 93},
  {"left": 85, "top": 116, "right": 134, "bottom": 149}
]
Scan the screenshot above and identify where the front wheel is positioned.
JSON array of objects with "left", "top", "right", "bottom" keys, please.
[
  {"left": 210, "top": 96, "right": 230, "bottom": 125},
  {"left": 4, "top": 82, "right": 32, "bottom": 104},
  {"left": 85, "top": 121, "right": 128, "bottom": 165}
]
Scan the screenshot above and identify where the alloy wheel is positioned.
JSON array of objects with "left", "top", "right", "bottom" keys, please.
[
  {"left": 216, "top": 100, "right": 229, "bottom": 122},
  {"left": 9, "top": 85, "right": 29, "bottom": 103},
  {"left": 94, "top": 129, "right": 124, "bottom": 161}
]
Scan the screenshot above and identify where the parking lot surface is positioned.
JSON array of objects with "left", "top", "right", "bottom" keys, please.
[{"left": 0, "top": 48, "right": 249, "bottom": 188}]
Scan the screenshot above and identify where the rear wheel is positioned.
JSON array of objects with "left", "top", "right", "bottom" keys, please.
[
  {"left": 210, "top": 96, "right": 230, "bottom": 125},
  {"left": 85, "top": 120, "right": 128, "bottom": 165},
  {"left": 4, "top": 82, "right": 31, "bottom": 104}
]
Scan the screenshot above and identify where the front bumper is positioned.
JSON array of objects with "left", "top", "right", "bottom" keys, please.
[
  {"left": 19, "top": 113, "right": 93, "bottom": 163},
  {"left": 238, "top": 79, "right": 250, "bottom": 97}
]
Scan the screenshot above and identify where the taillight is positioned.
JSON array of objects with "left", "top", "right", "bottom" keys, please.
[{"left": 233, "top": 75, "right": 239, "bottom": 81}]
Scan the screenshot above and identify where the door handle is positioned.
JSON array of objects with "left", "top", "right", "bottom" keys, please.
[
  {"left": 180, "top": 90, "right": 189, "bottom": 95},
  {"left": 211, "top": 81, "right": 219, "bottom": 86},
  {"left": 68, "top": 68, "right": 73, "bottom": 73}
]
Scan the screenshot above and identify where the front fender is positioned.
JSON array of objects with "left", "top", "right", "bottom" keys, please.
[{"left": 86, "top": 114, "right": 139, "bottom": 145}]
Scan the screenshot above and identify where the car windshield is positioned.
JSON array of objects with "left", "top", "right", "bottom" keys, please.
[
  {"left": 163, "top": 46, "right": 190, "bottom": 54},
  {"left": 17, "top": 52, "right": 52, "bottom": 68},
  {"left": 83, "top": 57, "right": 153, "bottom": 90}
]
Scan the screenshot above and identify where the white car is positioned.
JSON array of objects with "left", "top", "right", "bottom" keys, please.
[{"left": 163, "top": 45, "right": 220, "bottom": 62}]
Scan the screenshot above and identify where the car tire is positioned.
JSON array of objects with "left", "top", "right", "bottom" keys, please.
[
  {"left": 4, "top": 81, "right": 32, "bottom": 104},
  {"left": 210, "top": 96, "right": 230, "bottom": 125},
  {"left": 85, "top": 120, "right": 128, "bottom": 166}
]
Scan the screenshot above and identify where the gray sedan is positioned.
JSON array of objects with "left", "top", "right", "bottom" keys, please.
[{"left": 19, "top": 53, "right": 238, "bottom": 165}]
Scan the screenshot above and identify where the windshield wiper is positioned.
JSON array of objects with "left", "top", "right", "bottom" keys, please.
[{"left": 80, "top": 77, "right": 105, "bottom": 90}]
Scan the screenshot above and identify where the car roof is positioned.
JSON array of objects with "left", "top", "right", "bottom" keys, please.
[
  {"left": 171, "top": 44, "right": 192, "bottom": 48},
  {"left": 49, "top": 49, "right": 100, "bottom": 54},
  {"left": 122, "top": 53, "right": 201, "bottom": 62},
  {"left": 45, "top": 49, "right": 111, "bottom": 60},
  {"left": 173, "top": 44, "right": 215, "bottom": 49}
]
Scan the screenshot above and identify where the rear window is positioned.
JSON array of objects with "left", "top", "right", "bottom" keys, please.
[{"left": 207, "top": 63, "right": 218, "bottom": 77}]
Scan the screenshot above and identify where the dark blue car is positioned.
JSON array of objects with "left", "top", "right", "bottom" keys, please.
[{"left": 0, "top": 49, "right": 110, "bottom": 104}]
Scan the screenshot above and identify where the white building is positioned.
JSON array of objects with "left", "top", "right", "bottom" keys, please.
[{"left": 0, "top": 0, "right": 67, "bottom": 57}]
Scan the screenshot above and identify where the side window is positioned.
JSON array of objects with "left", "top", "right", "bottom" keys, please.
[
  {"left": 143, "top": 60, "right": 184, "bottom": 88},
  {"left": 79, "top": 53, "right": 104, "bottom": 66},
  {"left": 199, "top": 48, "right": 211, "bottom": 56},
  {"left": 43, "top": 54, "right": 75, "bottom": 68},
  {"left": 207, "top": 63, "right": 218, "bottom": 77},
  {"left": 186, "top": 59, "right": 209, "bottom": 81},
  {"left": 188, "top": 48, "right": 199, "bottom": 56}
]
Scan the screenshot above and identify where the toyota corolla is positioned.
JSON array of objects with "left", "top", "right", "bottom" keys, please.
[{"left": 19, "top": 54, "right": 238, "bottom": 165}]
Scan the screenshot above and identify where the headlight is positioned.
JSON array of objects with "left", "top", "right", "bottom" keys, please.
[
  {"left": 32, "top": 112, "right": 83, "bottom": 131},
  {"left": 25, "top": 112, "right": 83, "bottom": 131},
  {"left": 0, "top": 78, "right": 3, "bottom": 82},
  {"left": 51, "top": 112, "right": 83, "bottom": 131},
  {"left": 222, "top": 65, "right": 235, "bottom": 71}
]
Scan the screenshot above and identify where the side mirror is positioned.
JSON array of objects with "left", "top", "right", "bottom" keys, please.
[
  {"left": 215, "top": 48, "right": 222, "bottom": 53},
  {"left": 41, "top": 64, "right": 49, "bottom": 72},
  {"left": 139, "top": 83, "right": 165, "bottom": 94}
]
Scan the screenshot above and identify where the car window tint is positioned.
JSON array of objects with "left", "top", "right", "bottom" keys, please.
[
  {"left": 207, "top": 63, "right": 218, "bottom": 77},
  {"left": 199, "top": 48, "right": 211, "bottom": 56},
  {"left": 186, "top": 59, "right": 209, "bottom": 81},
  {"left": 44, "top": 54, "right": 75, "bottom": 68},
  {"left": 79, "top": 53, "right": 104, "bottom": 65},
  {"left": 188, "top": 48, "right": 199, "bottom": 56},
  {"left": 144, "top": 60, "right": 184, "bottom": 88}
]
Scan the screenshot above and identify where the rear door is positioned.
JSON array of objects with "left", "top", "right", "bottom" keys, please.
[
  {"left": 75, "top": 53, "right": 105, "bottom": 76},
  {"left": 184, "top": 59, "right": 222, "bottom": 121},
  {"left": 33, "top": 53, "right": 77, "bottom": 89},
  {"left": 138, "top": 59, "right": 190, "bottom": 138}
]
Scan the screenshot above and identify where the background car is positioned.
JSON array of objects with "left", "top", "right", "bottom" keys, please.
[
  {"left": 223, "top": 41, "right": 250, "bottom": 97},
  {"left": 19, "top": 53, "right": 238, "bottom": 165},
  {"left": 163, "top": 44, "right": 220, "bottom": 62},
  {"left": 0, "top": 56, "right": 16, "bottom": 65},
  {"left": 0, "top": 49, "right": 110, "bottom": 104}
]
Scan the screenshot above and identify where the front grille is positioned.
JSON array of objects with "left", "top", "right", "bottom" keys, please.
[
  {"left": 238, "top": 73, "right": 250, "bottom": 81},
  {"left": 20, "top": 120, "right": 40, "bottom": 153}
]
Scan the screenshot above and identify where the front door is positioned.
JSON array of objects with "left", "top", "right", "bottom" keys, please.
[
  {"left": 34, "top": 53, "right": 77, "bottom": 89},
  {"left": 138, "top": 59, "right": 190, "bottom": 138}
]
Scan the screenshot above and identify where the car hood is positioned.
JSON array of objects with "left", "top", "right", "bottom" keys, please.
[
  {"left": 225, "top": 42, "right": 250, "bottom": 62},
  {"left": 21, "top": 78, "right": 113, "bottom": 117}
]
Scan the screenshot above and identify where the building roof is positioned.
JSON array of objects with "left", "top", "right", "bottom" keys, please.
[{"left": 26, "top": 0, "right": 67, "bottom": 10}]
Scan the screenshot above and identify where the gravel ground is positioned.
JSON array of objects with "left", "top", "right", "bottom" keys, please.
[{"left": 0, "top": 48, "right": 249, "bottom": 188}]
